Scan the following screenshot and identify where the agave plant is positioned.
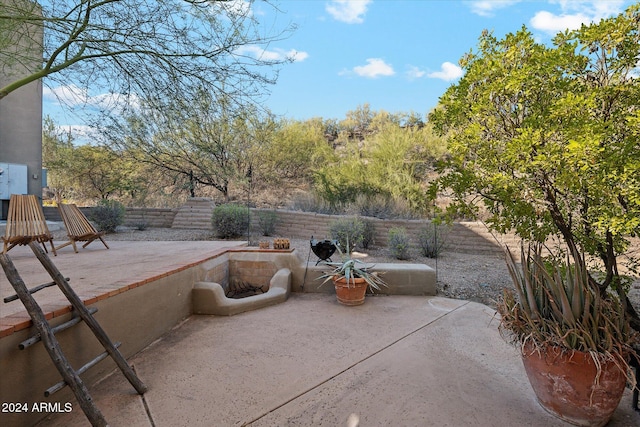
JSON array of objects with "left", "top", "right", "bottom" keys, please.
[
  {"left": 317, "top": 240, "right": 387, "bottom": 291},
  {"left": 498, "top": 244, "right": 638, "bottom": 354}
]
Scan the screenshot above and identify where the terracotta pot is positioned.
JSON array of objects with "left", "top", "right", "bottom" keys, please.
[
  {"left": 521, "top": 341, "right": 627, "bottom": 427},
  {"left": 333, "top": 276, "right": 367, "bottom": 306}
]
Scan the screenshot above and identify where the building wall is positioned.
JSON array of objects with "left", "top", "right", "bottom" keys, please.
[
  {"left": 0, "top": 0, "right": 44, "bottom": 218},
  {"left": 0, "top": 82, "right": 43, "bottom": 196}
]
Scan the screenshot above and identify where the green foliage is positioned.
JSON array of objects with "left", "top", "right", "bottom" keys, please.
[
  {"left": 290, "top": 191, "right": 423, "bottom": 220},
  {"left": 329, "top": 217, "right": 365, "bottom": 253},
  {"left": 317, "top": 251, "right": 387, "bottom": 292},
  {"left": 42, "top": 117, "right": 75, "bottom": 194},
  {"left": 89, "top": 200, "right": 125, "bottom": 233},
  {"left": 265, "top": 118, "right": 335, "bottom": 182},
  {"left": 498, "top": 245, "right": 638, "bottom": 354},
  {"left": 388, "top": 227, "right": 411, "bottom": 260},
  {"left": 111, "top": 91, "right": 273, "bottom": 201},
  {"left": 43, "top": 117, "right": 144, "bottom": 202},
  {"left": 352, "top": 194, "right": 397, "bottom": 219},
  {"left": 361, "top": 219, "right": 376, "bottom": 250},
  {"left": 418, "top": 224, "right": 449, "bottom": 258},
  {"left": 429, "top": 5, "right": 640, "bottom": 302},
  {"left": 314, "top": 141, "right": 376, "bottom": 209},
  {"left": 257, "top": 210, "right": 278, "bottom": 236},
  {"left": 289, "top": 192, "right": 340, "bottom": 215},
  {"left": 314, "top": 117, "right": 445, "bottom": 216},
  {"left": 133, "top": 220, "right": 149, "bottom": 231},
  {"left": 211, "top": 204, "right": 250, "bottom": 239}
]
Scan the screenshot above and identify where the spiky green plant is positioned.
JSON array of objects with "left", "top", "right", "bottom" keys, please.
[
  {"left": 498, "top": 245, "right": 638, "bottom": 356},
  {"left": 317, "top": 240, "right": 387, "bottom": 291}
]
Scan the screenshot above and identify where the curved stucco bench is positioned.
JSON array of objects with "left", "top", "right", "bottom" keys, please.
[{"left": 192, "top": 268, "right": 291, "bottom": 316}]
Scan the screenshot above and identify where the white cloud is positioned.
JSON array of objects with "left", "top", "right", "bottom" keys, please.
[
  {"left": 552, "top": 0, "right": 624, "bottom": 18},
  {"left": 468, "top": 0, "right": 521, "bottom": 17},
  {"left": 352, "top": 58, "right": 395, "bottom": 78},
  {"left": 289, "top": 50, "right": 310, "bottom": 62},
  {"left": 235, "top": 45, "right": 308, "bottom": 62},
  {"left": 44, "top": 84, "right": 140, "bottom": 112},
  {"left": 530, "top": 10, "right": 588, "bottom": 32},
  {"left": 43, "top": 84, "right": 88, "bottom": 106},
  {"left": 326, "top": 0, "right": 371, "bottom": 24},
  {"left": 427, "top": 62, "right": 463, "bottom": 81},
  {"left": 212, "top": 0, "right": 252, "bottom": 17},
  {"left": 56, "top": 124, "right": 98, "bottom": 144},
  {"left": 530, "top": 0, "right": 626, "bottom": 33},
  {"left": 406, "top": 66, "right": 426, "bottom": 80}
]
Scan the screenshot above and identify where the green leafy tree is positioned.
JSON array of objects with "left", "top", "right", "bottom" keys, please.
[
  {"left": 429, "top": 5, "right": 640, "bottom": 330},
  {"left": 367, "top": 123, "right": 444, "bottom": 212},
  {"left": 315, "top": 115, "right": 445, "bottom": 214},
  {"left": 67, "top": 144, "right": 134, "bottom": 200},
  {"left": 42, "top": 116, "right": 75, "bottom": 196},
  {"left": 265, "top": 118, "right": 335, "bottom": 182},
  {"left": 314, "top": 139, "right": 375, "bottom": 209},
  {"left": 340, "top": 103, "right": 375, "bottom": 140}
]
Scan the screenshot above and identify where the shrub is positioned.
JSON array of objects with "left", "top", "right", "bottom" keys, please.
[
  {"left": 418, "top": 223, "right": 449, "bottom": 258},
  {"left": 352, "top": 193, "right": 395, "bottom": 219},
  {"left": 257, "top": 210, "right": 278, "bottom": 236},
  {"left": 388, "top": 227, "right": 411, "bottom": 260},
  {"left": 329, "top": 217, "right": 365, "bottom": 252},
  {"left": 211, "top": 204, "right": 249, "bottom": 238},
  {"left": 361, "top": 219, "right": 376, "bottom": 249},
  {"left": 89, "top": 200, "right": 125, "bottom": 233},
  {"left": 133, "top": 220, "right": 149, "bottom": 231},
  {"left": 289, "top": 191, "right": 340, "bottom": 215}
]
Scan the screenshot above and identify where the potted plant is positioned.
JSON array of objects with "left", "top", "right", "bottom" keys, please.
[
  {"left": 498, "top": 245, "right": 638, "bottom": 427},
  {"left": 317, "top": 243, "right": 387, "bottom": 306}
]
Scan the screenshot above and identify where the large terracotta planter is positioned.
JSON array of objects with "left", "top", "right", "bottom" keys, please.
[
  {"left": 521, "top": 341, "right": 627, "bottom": 427},
  {"left": 333, "top": 276, "right": 367, "bottom": 306}
]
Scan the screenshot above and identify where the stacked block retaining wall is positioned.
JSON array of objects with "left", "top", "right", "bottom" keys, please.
[
  {"left": 44, "top": 206, "right": 177, "bottom": 228},
  {"left": 43, "top": 203, "right": 518, "bottom": 254}
]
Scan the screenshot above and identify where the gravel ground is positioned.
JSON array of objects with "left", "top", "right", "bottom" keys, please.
[{"left": 53, "top": 226, "right": 639, "bottom": 310}]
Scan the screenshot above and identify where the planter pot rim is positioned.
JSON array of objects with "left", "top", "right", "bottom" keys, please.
[
  {"left": 521, "top": 340, "right": 629, "bottom": 364},
  {"left": 332, "top": 275, "right": 367, "bottom": 287}
]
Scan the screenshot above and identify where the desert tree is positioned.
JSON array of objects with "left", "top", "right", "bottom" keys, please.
[
  {"left": 429, "top": 5, "right": 640, "bottom": 329},
  {"left": 105, "top": 89, "right": 276, "bottom": 201},
  {"left": 315, "top": 113, "right": 444, "bottom": 215},
  {"left": 0, "top": 0, "right": 296, "bottom": 104},
  {"left": 264, "top": 118, "right": 336, "bottom": 182},
  {"left": 42, "top": 116, "right": 76, "bottom": 197}
]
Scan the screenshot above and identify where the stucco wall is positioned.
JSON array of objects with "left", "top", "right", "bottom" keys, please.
[
  {"left": 0, "top": 0, "right": 44, "bottom": 211},
  {"left": 0, "top": 260, "right": 200, "bottom": 427}
]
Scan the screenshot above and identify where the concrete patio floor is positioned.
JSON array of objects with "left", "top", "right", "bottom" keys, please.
[
  {"left": 1, "top": 238, "right": 638, "bottom": 426},
  {"left": 34, "top": 294, "right": 640, "bottom": 427}
]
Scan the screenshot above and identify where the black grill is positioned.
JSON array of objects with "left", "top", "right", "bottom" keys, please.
[{"left": 310, "top": 238, "right": 338, "bottom": 264}]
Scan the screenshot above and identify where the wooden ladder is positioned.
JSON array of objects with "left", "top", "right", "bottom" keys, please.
[{"left": 0, "top": 242, "right": 147, "bottom": 427}]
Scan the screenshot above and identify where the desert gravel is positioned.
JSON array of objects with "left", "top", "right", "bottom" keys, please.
[{"left": 52, "top": 226, "right": 639, "bottom": 310}]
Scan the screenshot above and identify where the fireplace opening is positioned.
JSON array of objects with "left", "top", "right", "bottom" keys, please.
[{"left": 225, "top": 277, "right": 267, "bottom": 299}]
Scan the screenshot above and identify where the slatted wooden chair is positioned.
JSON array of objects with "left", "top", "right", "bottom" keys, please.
[
  {"left": 55, "top": 203, "right": 109, "bottom": 253},
  {"left": 2, "top": 194, "right": 57, "bottom": 255}
]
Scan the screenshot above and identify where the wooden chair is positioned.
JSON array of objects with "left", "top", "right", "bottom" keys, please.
[
  {"left": 55, "top": 203, "right": 109, "bottom": 253},
  {"left": 2, "top": 194, "right": 57, "bottom": 255}
]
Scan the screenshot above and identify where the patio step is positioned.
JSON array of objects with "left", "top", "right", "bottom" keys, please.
[{"left": 172, "top": 198, "right": 215, "bottom": 230}]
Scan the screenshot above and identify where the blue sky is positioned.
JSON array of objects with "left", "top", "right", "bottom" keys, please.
[{"left": 44, "top": 0, "right": 637, "bottom": 135}]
